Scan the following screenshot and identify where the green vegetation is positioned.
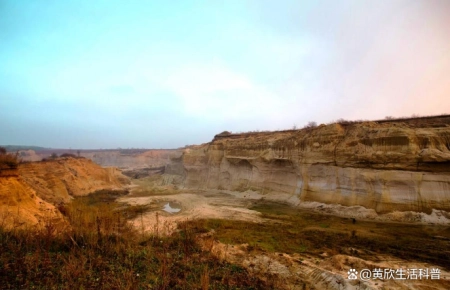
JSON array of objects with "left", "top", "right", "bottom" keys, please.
[
  {"left": 185, "top": 202, "right": 450, "bottom": 270},
  {"left": 2, "top": 189, "right": 449, "bottom": 288},
  {"left": 0, "top": 190, "right": 268, "bottom": 289}
]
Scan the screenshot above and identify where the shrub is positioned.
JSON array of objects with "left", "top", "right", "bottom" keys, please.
[
  {"left": 216, "top": 130, "right": 232, "bottom": 136},
  {"left": 303, "top": 121, "right": 317, "bottom": 129},
  {"left": 0, "top": 147, "right": 19, "bottom": 170}
]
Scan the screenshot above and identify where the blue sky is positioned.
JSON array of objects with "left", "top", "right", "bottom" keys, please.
[{"left": 1, "top": 0, "right": 449, "bottom": 149}]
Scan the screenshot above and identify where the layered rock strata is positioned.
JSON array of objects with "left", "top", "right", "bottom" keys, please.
[{"left": 167, "top": 117, "right": 450, "bottom": 215}]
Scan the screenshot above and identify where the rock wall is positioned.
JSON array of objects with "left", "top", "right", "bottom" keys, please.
[{"left": 169, "top": 117, "right": 450, "bottom": 214}]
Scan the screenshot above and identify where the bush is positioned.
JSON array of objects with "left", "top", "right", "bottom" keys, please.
[
  {"left": 0, "top": 147, "right": 19, "bottom": 170},
  {"left": 303, "top": 121, "right": 317, "bottom": 129},
  {"left": 215, "top": 130, "right": 232, "bottom": 136}
]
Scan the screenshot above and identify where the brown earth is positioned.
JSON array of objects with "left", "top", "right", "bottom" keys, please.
[
  {"left": 0, "top": 157, "right": 130, "bottom": 229},
  {"left": 0, "top": 176, "right": 62, "bottom": 230},
  {"left": 120, "top": 176, "right": 450, "bottom": 290}
]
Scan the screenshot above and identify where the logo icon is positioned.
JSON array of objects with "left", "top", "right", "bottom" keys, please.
[{"left": 348, "top": 269, "right": 358, "bottom": 280}]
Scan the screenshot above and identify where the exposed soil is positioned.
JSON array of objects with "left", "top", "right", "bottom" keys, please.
[{"left": 119, "top": 177, "right": 450, "bottom": 289}]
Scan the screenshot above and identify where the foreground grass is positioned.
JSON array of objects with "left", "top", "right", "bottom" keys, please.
[
  {"left": 0, "top": 191, "right": 267, "bottom": 289},
  {"left": 186, "top": 202, "right": 450, "bottom": 270}
]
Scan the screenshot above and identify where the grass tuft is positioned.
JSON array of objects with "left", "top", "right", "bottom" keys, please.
[{"left": 0, "top": 190, "right": 268, "bottom": 289}]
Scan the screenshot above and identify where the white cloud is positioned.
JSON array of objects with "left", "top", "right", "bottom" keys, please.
[{"left": 162, "top": 62, "right": 285, "bottom": 121}]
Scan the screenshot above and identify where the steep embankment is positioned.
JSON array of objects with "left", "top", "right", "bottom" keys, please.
[
  {"left": 0, "top": 158, "right": 130, "bottom": 229},
  {"left": 19, "top": 157, "right": 129, "bottom": 204},
  {"left": 0, "top": 174, "right": 61, "bottom": 229},
  {"left": 167, "top": 116, "right": 450, "bottom": 216}
]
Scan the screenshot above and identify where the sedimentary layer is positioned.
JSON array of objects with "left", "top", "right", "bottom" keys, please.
[
  {"left": 0, "top": 157, "right": 129, "bottom": 228},
  {"left": 167, "top": 116, "right": 450, "bottom": 214},
  {"left": 18, "top": 157, "right": 130, "bottom": 204}
]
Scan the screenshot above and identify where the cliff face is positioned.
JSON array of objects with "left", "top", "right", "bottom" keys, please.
[
  {"left": 0, "top": 157, "right": 130, "bottom": 229},
  {"left": 168, "top": 117, "right": 450, "bottom": 214}
]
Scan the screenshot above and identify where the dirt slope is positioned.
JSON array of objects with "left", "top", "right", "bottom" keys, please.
[{"left": 0, "top": 157, "right": 130, "bottom": 229}]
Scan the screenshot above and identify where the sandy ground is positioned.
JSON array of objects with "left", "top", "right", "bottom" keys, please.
[
  {"left": 119, "top": 187, "right": 265, "bottom": 235},
  {"left": 197, "top": 232, "right": 450, "bottom": 290},
  {"left": 298, "top": 201, "right": 450, "bottom": 225},
  {"left": 119, "top": 180, "right": 450, "bottom": 289}
]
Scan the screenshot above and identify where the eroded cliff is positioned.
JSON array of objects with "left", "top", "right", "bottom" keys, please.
[
  {"left": 19, "top": 157, "right": 129, "bottom": 204},
  {"left": 0, "top": 157, "right": 130, "bottom": 229},
  {"left": 167, "top": 116, "right": 450, "bottom": 216}
]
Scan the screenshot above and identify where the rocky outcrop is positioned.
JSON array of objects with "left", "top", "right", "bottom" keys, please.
[
  {"left": 0, "top": 157, "right": 130, "bottom": 229},
  {"left": 168, "top": 116, "right": 450, "bottom": 215}
]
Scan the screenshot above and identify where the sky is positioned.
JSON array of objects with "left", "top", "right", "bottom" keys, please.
[{"left": 1, "top": 0, "right": 449, "bottom": 149}]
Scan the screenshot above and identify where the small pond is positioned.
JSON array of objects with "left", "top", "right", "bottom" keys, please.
[{"left": 162, "top": 202, "right": 181, "bottom": 213}]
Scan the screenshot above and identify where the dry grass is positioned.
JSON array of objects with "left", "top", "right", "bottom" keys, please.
[
  {"left": 184, "top": 201, "right": 450, "bottom": 271},
  {"left": 0, "top": 148, "right": 18, "bottom": 170},
  {"left": 0, "top": 190, "right": 268, "bottom": 289}
]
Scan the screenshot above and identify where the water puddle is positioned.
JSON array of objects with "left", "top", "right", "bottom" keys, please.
[{"left": 163, "top": 202, "right": 181, "bottom": 213}]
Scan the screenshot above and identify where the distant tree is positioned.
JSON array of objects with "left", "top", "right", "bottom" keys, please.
[
  {"left": 50, "top": 153, "right": 58, "bottom": 159},
  {"left": 77, "top": 150, "right": 81, "bottom": 157},
  {"left": 304, "top": 121, "right": 317, "bottom": 129},
  {"left": 385, "top": 116, "right": 394, "bottom": 120},
  {"left": 215, "top": 131, "right": 232, "bottom": 137}
]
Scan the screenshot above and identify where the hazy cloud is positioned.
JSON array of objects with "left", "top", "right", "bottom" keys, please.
[{"left": 1, "top": 0, "right": 449, "bottom": 148}]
